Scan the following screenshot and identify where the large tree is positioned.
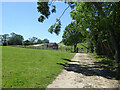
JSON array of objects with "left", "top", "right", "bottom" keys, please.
[
  {"left": 8, "top": 33, "right": 24, "bottom": 45},
  {"left": 43, "top": 38, "right": 49, "bottom": 43},
  {"left": 62, "top": 22, "right": 85, "bottom": 52}
]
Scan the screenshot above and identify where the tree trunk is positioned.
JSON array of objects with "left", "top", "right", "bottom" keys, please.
[
  {"left": 106, "top": 39, "right": 114, "bottom": 59},
  {"left": 71, "top": 46, "right": 72, "bottom": 52},
  {"left": 74, "top": 43, "right": 77, "bottom": 52},
  {"left": 100, "top": 41, "right": 104, "bottom": 55}
]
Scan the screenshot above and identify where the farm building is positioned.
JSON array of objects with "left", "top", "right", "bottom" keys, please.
[{"left": 42, "top": 43, "right": 58, "bottom": 50}]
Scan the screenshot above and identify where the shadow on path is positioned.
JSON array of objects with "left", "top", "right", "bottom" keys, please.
[
  {"left": 61, "top": 58, "right": 80, "bottom": 63},
  {"left": 57, "top": 58, "right": 116, "bottom": 79}
]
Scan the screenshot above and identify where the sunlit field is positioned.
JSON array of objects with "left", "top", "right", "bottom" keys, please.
[{"left": 2, "top": 46, "right": 75, "bottom": 88}]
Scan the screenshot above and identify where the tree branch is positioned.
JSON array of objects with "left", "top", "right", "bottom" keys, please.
[{"left": 59, "top": 5, "right": 70, "bottom": 20}]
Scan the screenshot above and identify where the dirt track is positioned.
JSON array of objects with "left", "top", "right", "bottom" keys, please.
[{"left": 47, "top": 53, "right": 119, "bottom": 88}]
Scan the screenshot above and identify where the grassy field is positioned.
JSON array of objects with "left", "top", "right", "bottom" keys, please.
[{"left": 2, "top": 46, "right": 75, "bottom": 88}]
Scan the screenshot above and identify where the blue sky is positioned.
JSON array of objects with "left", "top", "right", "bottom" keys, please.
[{"left": 2, "top": 2, "right": 73, "bottom": 43}]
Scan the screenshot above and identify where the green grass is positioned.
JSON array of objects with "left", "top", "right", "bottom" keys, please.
[
  {"left": 119, "top": 80, "right": 120, "bottom": 83},
  {"left": 77, "top": 42, "right": 88, "bottom": 53},
  {"left": 2, "top": 46, "right": 75, "bottom": 88}
]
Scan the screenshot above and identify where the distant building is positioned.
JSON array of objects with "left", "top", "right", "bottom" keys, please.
[
  {"left": 33, "top": 44, "right": 42, "bottom": 47},
  {"left": 47, "top": 43, "right": 58, "bottom": 49},
  {"left": 42, "top": 43, "right": 58, "bottom": 50},
  {"left": 41, "top": 43, "right": 48, "bottom": 49}
]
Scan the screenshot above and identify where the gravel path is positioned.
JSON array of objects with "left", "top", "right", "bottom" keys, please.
[{"left": 47, "top": 53, "right": 119, "bottom": 88}]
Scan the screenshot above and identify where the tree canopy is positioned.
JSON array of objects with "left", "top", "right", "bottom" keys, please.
[
  {"left": 62, "top": 22, "right": 85, "bottom": 52},
  {"left": 37, "top": 1, "right": 75, "bottom": 35},
  {"left": 0, "top": 33, "right": 50, "bottom": 46},
  {"left": 43, "top": 38, "right": 49, "bottom": 43},
  {"left": 37, "top": 1, "right": 120, "bottom": 78},
  {"left": 8, "top": 33, "right": 24, "bottom": 45}
]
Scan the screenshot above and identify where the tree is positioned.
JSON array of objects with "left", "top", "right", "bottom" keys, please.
[
  {"left": 43, "top": 39, "right": 49, "bottom": 43},
  {"left": 70, "top": 2, "right": 120, "bottom": 78},
  {"left": 29, "top": 37, "right": 38, "bottom": 44},
  {"left": 37, "top": 39, "right": 42, "bottom": 44},
  {"left": 1, "top": 34, "right": 9, "bottom": 46},
  {"left": 23, "top": 40, "right": 31, "bottom": 46},
  {"left": 37, "top": 1, "right": 75, "bottom": 35},
  {"left": 62, "top": 22, "right": 85, "bottom": 52},
  {"left": 8, "top": 33, "right": 24, "bottom": 45}
]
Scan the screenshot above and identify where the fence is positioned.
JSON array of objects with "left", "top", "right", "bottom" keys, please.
[{"left": 10, "top": 45, "right": 89, "bottom": 53}]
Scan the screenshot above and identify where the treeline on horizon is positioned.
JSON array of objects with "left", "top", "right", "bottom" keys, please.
[{"left": 0, "top": 32, "right": 49, "bottom": 46}]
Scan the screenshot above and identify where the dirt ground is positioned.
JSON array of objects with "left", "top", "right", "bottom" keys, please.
[{"left": 47, "top": 53, "right": 119, "bottom": 88}]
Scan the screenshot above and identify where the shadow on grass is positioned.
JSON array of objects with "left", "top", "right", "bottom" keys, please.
[
  {"left": 57, "top": 58, "right": 116, "bottom": 79},
  {"left": 99, "top": 59, "right": 115, "bottom": 65},
  {"left": 62, "top": 58, "right": 71, "bottom": 62},
  {"left": 56, "top": 63, "right": 67, "bottom": 67}
]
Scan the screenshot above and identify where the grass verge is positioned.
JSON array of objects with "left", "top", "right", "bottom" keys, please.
[{"left": 88, "top": 52, "right": 120, "bottom": 83}]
